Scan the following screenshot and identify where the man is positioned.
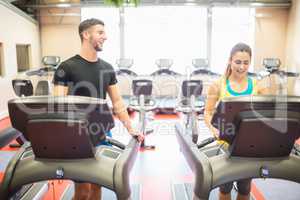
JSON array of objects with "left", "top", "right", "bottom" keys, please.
[{"left": 52, "top": 18, "right": 144, "bottom": 200}]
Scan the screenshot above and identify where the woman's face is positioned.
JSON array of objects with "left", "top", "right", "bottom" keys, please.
[{"left": 229, "top": 51, "right": 251, "bottom": 79}]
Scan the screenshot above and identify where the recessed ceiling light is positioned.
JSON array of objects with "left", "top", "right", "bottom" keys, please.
[
  {"left": 184, "top": 2, "right": 197, "bottom": 6},
  {"left": 57, "top": 3, "right": 71, "bottom": 8}
]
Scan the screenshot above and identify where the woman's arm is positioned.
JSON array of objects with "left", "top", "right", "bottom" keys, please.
[{"left": 257, "top": 74, "right": 278, "bottom": 95}]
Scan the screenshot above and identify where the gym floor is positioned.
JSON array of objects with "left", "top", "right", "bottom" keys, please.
[{"left": 1, "top": 114, "right": 300, "bottom": 200}]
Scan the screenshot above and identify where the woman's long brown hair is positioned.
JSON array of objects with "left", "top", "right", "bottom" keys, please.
[{"left": 225, "top": 43, "right": 252, "bottom": 79}]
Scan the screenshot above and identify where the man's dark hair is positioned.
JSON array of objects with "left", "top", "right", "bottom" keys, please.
[{"left": 79, "top": 18, "right": 105, "bottom": 42}]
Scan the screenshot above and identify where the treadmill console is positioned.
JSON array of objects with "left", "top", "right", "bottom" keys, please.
[
  {"left": 211, "top": 96, "right": 300, "bottom": 157},
  {"left": 8, "top": 96, "right": 114, "bottom": 159}
]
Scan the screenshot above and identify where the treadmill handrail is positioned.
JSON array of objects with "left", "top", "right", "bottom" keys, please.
[
  {"left": 0, "top": 138, "right": 140, "bottom": 199},
  {"left": 175, "top": 121, "right": 300, "bottom": 199},
  {"left": 8, "top": 95, "right": 107, "bottom": 105},
  {"left": 2, "top": 95, "right": 141, "bottom": 199},
  {"left": 0, "top": 127, "right": 21, "bottom": 148},
  {"left": 114, "top": 137, "right": 140, "bottom": 199},
  {"left": 0, "top": 142, "right": 31, "bottom": 199}
]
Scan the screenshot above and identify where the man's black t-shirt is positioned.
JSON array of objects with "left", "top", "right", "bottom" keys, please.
[{"left": 53, "top": 55, "right": 117, "bottom": 99}]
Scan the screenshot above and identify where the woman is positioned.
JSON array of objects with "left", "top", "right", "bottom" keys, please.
[{"left": 204, "top": 43, "right": 275, "bottom": 200}]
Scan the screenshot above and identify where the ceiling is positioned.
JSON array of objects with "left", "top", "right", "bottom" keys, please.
[
  {"left": 5, "top": 0, "right": 292, "bottom": 22},
  {"left": 9, "top": 0, "right": 292, "bottom": 8}
]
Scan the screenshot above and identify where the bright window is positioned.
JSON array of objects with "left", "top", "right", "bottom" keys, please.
[
  {"left": 81, "top": 7, "right": 255, "bottom": 75},
  {"left": 124, "top": 6, "right": 207, "bottom": 75},
  {"left": 210, "top": 7, "right": 255, "bottom": 74}
]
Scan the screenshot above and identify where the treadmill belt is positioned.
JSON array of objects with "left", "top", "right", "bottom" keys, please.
[
  {"left": 101, "top": 188, "right": 117, "bottom": 200},
  {"left": 253, "top": 179, "right": 300, "bottom": 200},
  {"left": 171, "top": 183, "right": 255, "bottom": 200},
  {"left": 184, "top": 183, "right": 193, "bottom": 200},
  {"left": 10, "top": 184, "right": 32, "bottom": 200},
  {"left": 60, "top": 183, "right": 141, "bottom": 200},
  {"left": 171, "top": 183, "right": 191, "bottom": 200},
  {"left": 11, "top": 181, "right": 48, "bottom": 200},
  {"left": 60, "top": 183, "right": 74, "bottom": 200},
  {"left": 102, "top": 184, "right": 141, "bottom": 200},
  {"left": 131, "top": 184, "right": 141, "bottom": 200}
]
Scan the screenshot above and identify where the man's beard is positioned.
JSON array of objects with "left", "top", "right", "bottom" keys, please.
[
  {"left": 94, "top": 44, "right": 102, "bottom": 52},
  {"left": 89, "top": 38, "right": 102, "bottom": 52},
  {"left": 93, "top": 43, "right": 102, "bottom": 52}
]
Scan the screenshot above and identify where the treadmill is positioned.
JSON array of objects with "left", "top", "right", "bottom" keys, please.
[
  {"left": 175, "top": 95, "right": 300, "bottom": 200},
  {"left": 0, "top": 96, "right": 140, "bottom": 200},
  {"left": 115, "top": 58, "right": 138, "bottom": 114},
  {"left": 129, "top": 79, "right": 156, "bottom": 150},
  {"left": 0, "top": 127, "right": 49, "bottom": 200},
  {"left": 190, "top": 58, "right": 219, "bottom": 77},
  {"left": 151, "top": 59, "right": 181, "bottom": 113},
  {"left": 0, "top": 127, "right": 21, "bottom": 148},
  {"left": 176, "top": 80, "right": 204, "bottom": 144}
]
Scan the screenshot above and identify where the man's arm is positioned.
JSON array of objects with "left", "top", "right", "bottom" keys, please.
[
  {"left": 52, "top": 62, "right": 70, "bottom": 96},
  {"left": 53, "top": 85, "right": 68, "bottom": 96},
  {"left": 107, "top": 84, "right": 144, "bottom": 141}
]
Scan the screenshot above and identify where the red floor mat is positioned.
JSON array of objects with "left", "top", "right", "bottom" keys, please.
[
  {"left": 251, "top": 182, "right": 265, "bottom": 200},
  {"left": 0, "top": 117, "right": 11, "bottom": 131},
  {"left": 0, "top": 172, "right": 4, "bottom": 183},
  {"left": 0, "top": 140, "right": 20, "bottom": 151},
  {"left": 42, "top": 180, "right": 72, "bottom": 200},
  {"left": 154, "top": 114, "right": 179, "bottom": 119}
]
